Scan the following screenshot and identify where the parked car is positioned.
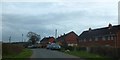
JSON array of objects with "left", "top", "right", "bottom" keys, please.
[
  {"left": 28, "top": 44, "right": 40, "bottom": 48},
  {"left": 28, "top": 45, "right": 34, "bottom": 48},
  {"left": 46, "top": 43, "right": 61, "bottom": 50}
]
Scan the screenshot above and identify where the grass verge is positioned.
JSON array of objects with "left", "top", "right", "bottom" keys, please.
[
  {"left": 14, "top": 49, "right": 32, "bottom": 58},
  {"left": 2, "top": 49, "right": 32, "bottom": 60},
  {"left": 64, "top": 50, "right": 114, "bottom": 60}
]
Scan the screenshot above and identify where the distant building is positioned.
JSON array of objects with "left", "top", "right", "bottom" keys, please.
[
  {"left": 40, "top": 37, "right": 55, "bottom": 48},
  {"left": 78, "top": 24, "right": 120, "bottom": 48},
  {"left": 57, "top": 31, "right": 78, "bottom": 47}
]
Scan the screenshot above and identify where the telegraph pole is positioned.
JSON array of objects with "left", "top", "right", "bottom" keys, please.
[
  {"left": 55, "top": 29, "right": 57, "bottom": 42},
  {"left": 9, "top": 36, "right": 11, "bottom": 43},
  {"left": 55, "top": 29, "right": 57, "bottom": 39},
  {"left": 22, "top": 34, "right": 23, "bottom": 42}
]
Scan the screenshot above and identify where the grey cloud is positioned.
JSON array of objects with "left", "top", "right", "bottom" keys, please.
[{"left": 2, "top": 2, "right": 118, "bottom": 42}]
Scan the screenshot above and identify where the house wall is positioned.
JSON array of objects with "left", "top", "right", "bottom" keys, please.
[
  {"left": 79, "top": 36, "right": 116, "bottom": 48},
  {"left": 117, "top": 31, "right": 120, "bottom": 48},
  {"left": 65, "top": 33, "right": 78, "bottom": 44},
  {"left": 48, "top": 38, "right": 55, "bottom": 43}
]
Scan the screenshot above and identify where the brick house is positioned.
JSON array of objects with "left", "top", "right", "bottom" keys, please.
[
  {"left": 78, "top": 24, "right": 120, "bottom": 48},
  {"left": 57, "top": 31, "right": 78, "bottom": 47},
  {"left": 40, "top": 37, "right": 55, "bottom": 48}
]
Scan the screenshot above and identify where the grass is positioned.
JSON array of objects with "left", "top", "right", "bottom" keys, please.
[
  {"left": 3, "top": 49, "right": 32, "bottom": 58},
  {"left": 2, "top": 48, "right": 32, "bottom": 60},
  {"left": 14, "top": 49, "right": 32, "bottom": 58},
  {"left": 64, "top": 50, "right": 114, "bottom": 60}
]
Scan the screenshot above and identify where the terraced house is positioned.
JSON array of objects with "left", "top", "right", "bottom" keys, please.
[
  {"left": 40, "top": 37, "right": 55, "bottom": 48},
  {"left": 57, "top": 31, "right": 78, "bottom": 47},
  {"left": 78, "top": 24, "right": 120, "bottom": 48}
]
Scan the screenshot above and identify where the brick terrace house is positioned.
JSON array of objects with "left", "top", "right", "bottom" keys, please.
[
  {"left": 57, "top": 31, "right": 78, "bottom": 47},
  {"left": 78, "top": 24, "right": 120, "bottom": 48},
  {"left": 40, "top": 37, "right": 55, "bottom": 48}
]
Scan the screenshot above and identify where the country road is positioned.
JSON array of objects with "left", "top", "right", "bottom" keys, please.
[{"left": 30, "top": 48, "right": 79, "bottom": 58}]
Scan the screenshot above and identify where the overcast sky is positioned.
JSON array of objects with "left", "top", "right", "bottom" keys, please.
[{"left": 1, "top": 0, "right": 119, "bottom": 42}]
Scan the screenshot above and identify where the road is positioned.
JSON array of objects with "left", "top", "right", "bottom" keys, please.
[{"left": 30, "top": 48, "right": 79, "bottom": 58}]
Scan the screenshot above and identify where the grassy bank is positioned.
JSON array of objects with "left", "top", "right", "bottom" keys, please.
[
  {"left": 13, "top": 49, "right": 32, "bottom": 58},
  {"left": 64, "top": 50, "right": 114, "bottom": 60},
  {"left": 2, "top": 43, "right": 32, "bottom": 60},
  {"left": 3, "top": 49, "right": 32, "bottom": 58}
]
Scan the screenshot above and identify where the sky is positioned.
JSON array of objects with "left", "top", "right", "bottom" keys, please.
[{"left": 1, "top": 0, "right": 119, "bottom": 42}]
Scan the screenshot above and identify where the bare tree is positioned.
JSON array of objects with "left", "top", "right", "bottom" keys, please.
[{"left": 27, "top": 32, "right": 40, "bottom": 44}]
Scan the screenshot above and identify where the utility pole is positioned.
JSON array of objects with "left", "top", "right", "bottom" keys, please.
[
  {"left": 39, "top": 35, "right": 41, "bottom": 43},
  {"left": 22, "top": 34, "right": 23, "bottom": 42},
  {"left": 55, "top": 29, "right": 57, "bottom": 42},
  {"left": 9, "top": 36, "right": 11, "bottom": 43},
  {"left": 55, "top": 29, "right": 57, "bottom": 39}
]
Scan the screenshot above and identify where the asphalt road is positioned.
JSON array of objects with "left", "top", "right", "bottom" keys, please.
[{"left": 30, "top": 48, "right": 79, "bottom": 58}]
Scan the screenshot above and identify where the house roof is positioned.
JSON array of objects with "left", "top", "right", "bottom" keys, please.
[
  {"left": 40, "top": 37, "right": 54, "bottom": 42},
  {"left": 56, "top": 31, "right": 78, "bottom": 41},
  {"left": 78, "top": 25, "right": 120, "bottom": 39}
]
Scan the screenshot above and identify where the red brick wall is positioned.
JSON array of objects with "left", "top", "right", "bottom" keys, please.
[
  {"left": 117, "top": 31, "right": 120, "bottom": 48},
  {"left": 65, "top": 33, "right": 78, "bottom": 44},
  {"left": 79, "top": 38, "right": 115, "bottom": 48},
  {"left": 48, "top": 37, "right": 55, "bottom": 43}
]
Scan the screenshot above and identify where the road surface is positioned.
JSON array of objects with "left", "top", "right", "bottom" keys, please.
[{"left": 31, "top": 48, "right": 79, "bottom": 58}]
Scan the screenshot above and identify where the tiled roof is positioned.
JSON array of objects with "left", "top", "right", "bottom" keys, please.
[
  {"left": 78, "top": 25, "right": 120, "bottom": 39},
  {"left": 56, "top": 31, "right": 78, "bottom": 41},
  {"left": 40, "top": 37, "right": 54, "bottom": 42}
]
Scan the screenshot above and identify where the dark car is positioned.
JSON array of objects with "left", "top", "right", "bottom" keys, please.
[
  {"left": 46, "top": 43, "right": 61, "bottom": 50},
  {"left": 28, "top": 44, "right": 40, "bottom": 48}
]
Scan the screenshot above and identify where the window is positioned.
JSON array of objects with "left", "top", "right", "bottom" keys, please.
[
  {"left": 105, "top": 45, "right": 110, "bottom": 47},
  {"left": 79, "top": 40, "right": 81, "bottom": 42},
  {"left": 89, "top": 38, "right": 92, "bottom": 41},
  {"left": 108, "top": 36, "right": 110, "bottom": 40},
  {"left": 102, "top": 37, "right": 105, "bottom": 41},
  {"left": 68, "top": 44, "right": 73, "bottom": 46},
  {"left": 81, "top": 40, "right": 83, "bottom": 42},
  {"left": 79, "top": 40, "right": 82, "bottom": 42},
  {"left": 74, "top": 44, "right": 77, "bottom": 46},
  {"left": 84, "top": 39, "right": 86, "bottom": 42},
  {"left": 111, "top": 36, "right": 114, "bottom": 40},
  {"left": 95, "top": 37, "right": 98, "bottom": 41}
]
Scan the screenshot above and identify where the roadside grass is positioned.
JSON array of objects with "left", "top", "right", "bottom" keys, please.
[
  {"left": 2, "top": 43, "right": 33, "bottom": 60},
  {"left": 64, "top": 50, "right": 114, "bottom": 60},
  {"left": 14, "top": 49, "right": 32, "bottom": 58},
  {"left": 3, "top": 48, "right": 32, "bottom": 58},
  {"left": 2, "top": 48, "right": 32, "bottom": 60}
]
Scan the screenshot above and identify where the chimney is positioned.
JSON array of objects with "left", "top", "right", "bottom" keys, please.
[
  {"left": 89, "top": 28, "right": 92, "bottom": 31},
  {"left": 64, "top": 33, "right": 65, "bottom": 35},
  {"left": 108, "top": 23, "right": 112, "bottom": 29}
]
